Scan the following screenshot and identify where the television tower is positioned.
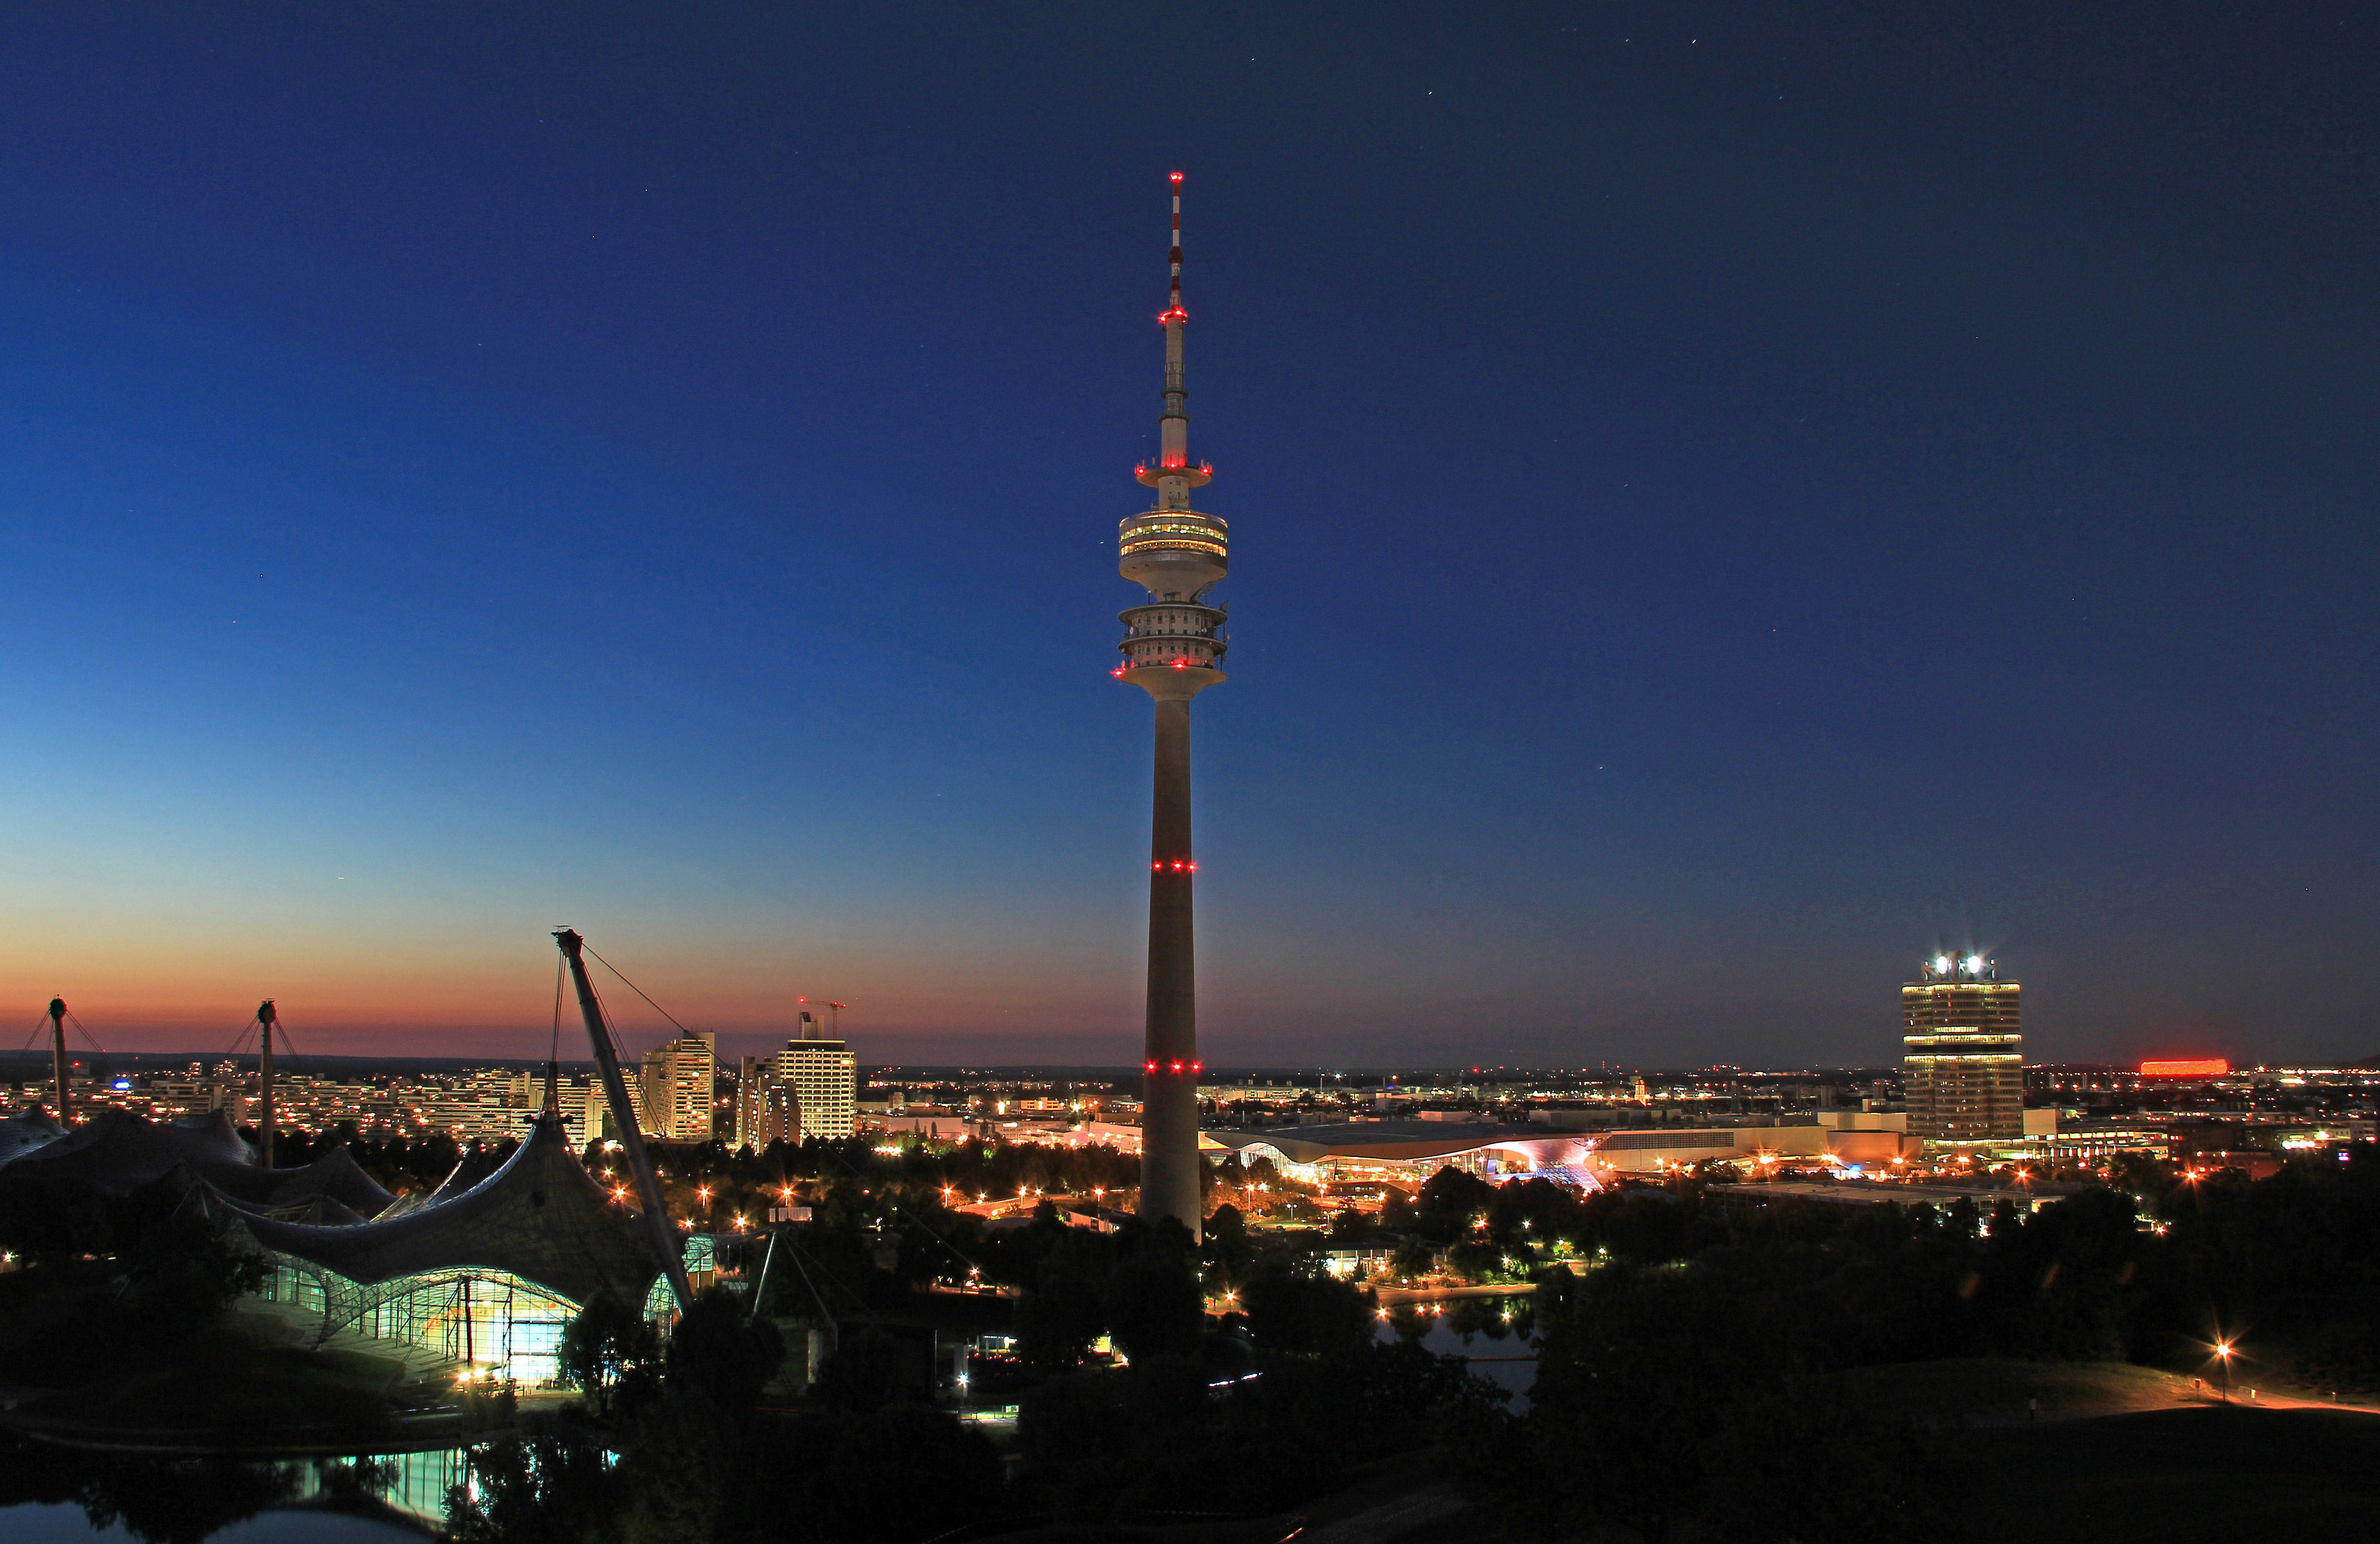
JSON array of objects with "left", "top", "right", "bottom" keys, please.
[{"left": 1113, "top": 171, "right": 1228, "bottom": 1238}]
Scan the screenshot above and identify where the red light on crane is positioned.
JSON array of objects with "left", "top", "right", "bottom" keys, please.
[{"left": 1169, "top": 171, "right": 1184, "bottom": 184}]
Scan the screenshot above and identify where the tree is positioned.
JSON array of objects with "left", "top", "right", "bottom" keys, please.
[
  {"left": 116, "top": 1213, "right": 270, "bottom": 1346},
  {"left": 1201, "top": 1203, "right": 1256, "bottom": 1283},
  {"left": 1444, "top": 1239, "right": 1511, "bottom": 1283},
  {"left": 558, "top": 1293, "right": 662, "bottom": 1420},
  {"left": 1240, "top": 1260, "right": 1374, "bottom": 1359},
  {"left": 1105, "top": 1240, "right": 1205, "bottom": 1361},
  {"left": 1015, "top": 1232, "right": 1111, "bottom": 1372},
  {"left": 1414, "top": 1167, "right": 1496, "bottom": 1242},
  {"left": 813, "top": 1326, "right": 912, "bottom": 1415},
  {"left": 664, "top": 1285, "right": 786, "bottom": 1411}
]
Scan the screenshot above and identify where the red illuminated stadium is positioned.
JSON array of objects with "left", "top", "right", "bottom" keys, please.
[{"left": 2140, "top": 1058, "right": 2229, "bottom": 1077}]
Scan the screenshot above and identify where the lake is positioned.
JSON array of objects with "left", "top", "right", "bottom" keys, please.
[
  {"left": 1379, "top": 1295, "right": 1539, "bottom": 1408},
  {"left": 0, "top": 1443, "right": 465, "bottom": 1542}
]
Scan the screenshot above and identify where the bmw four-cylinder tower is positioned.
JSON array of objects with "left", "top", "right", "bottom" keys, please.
[{"left": 1113, "top": 172, "right": 1226, "bottom": 1239}]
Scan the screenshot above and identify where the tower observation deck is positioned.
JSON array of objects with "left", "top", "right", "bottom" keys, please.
[{"left": 1115, "top": 172, "right": 1225, "bottom": 1239}]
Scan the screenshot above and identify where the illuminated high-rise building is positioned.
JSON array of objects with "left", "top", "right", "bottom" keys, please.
[
  {"left": 733, "top": 1055, "right": 797, "bottom": 1150},
  {"left": 1902, "top": 955, "right": 2023, "bottom": 1144},
  {"left": 636, "top": 1032, "right": 715, "bottom": 1141},
  {"left": 1111, "top": 172, "right": 1228, "bottom": 1238},
  {"left": 777, "top": 1008, "right": 855, "bottom": 1141}
]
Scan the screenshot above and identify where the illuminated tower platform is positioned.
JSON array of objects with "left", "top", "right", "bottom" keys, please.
[{"left": 1113, "top": 172, "right": 1227, "bottom": 1238}]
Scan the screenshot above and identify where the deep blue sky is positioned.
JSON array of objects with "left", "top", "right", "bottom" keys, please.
[{"left": 0, "top": 3, "right": 2371, "bottom": 1067}]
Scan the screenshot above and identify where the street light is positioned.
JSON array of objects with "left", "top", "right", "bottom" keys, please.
[{"left": 2214, "top": 1340, "right": 2234, "bottom": 1403}]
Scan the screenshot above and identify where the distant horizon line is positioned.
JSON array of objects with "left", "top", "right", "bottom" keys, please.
[{"left": 5, "top": 1050, "right": 2366, "bottom": 1077}]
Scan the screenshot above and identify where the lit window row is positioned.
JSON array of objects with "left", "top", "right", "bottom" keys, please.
[
  {"left": 1121, "top": 538, "right": 1228, "bottom": 558},
  {"left": 1120, "top": 515, "right": 1228, "bottom": 533}
]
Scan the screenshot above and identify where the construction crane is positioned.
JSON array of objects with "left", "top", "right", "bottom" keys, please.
[{"left": 553, "top": 928, "right": 695, "bottom": 1310}]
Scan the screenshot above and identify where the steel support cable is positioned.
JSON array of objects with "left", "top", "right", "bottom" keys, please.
[
  {"left": 746, "top": 1229, "right": 781, "bottom": 1324},
  {"left": 583, "top": 945, "right": 698, "bottom": 1044},
  {"left": 533, "top": 954, "right": 567, "bottom": 1119},
  {"left": 19, "top": 1007, "right": 106, "bottom": 1054},
  {"left": 582, "top": 942, "right": 987, "bottom": 1282},
  {"left": 269, "top": 1016, "right": 307, "bottom": 1074},
  {"left": 782, "top": 1234, "right": 870, "bottom": 1315},
  {"left": 63, "top": 1007, "right": 103, "bottom": 1055},
  {"left": 819, "top": 1144, "right": 990, "bottom": 1280},
  {"left": 571, "top": 960, "right": 633, "bottom": 1067}
]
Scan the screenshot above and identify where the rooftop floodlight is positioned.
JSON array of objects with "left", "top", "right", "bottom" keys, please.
[
  {"left": 1934, "top": 955, "right": 1952, "bottom": 973},
  {"left": 1966, "top": 955, "right": 1986, "bottom": 974}
]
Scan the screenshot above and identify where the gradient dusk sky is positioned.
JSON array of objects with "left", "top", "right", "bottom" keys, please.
[{"left": 1, "top": 4, "right": 2372, "bottom": 1069}]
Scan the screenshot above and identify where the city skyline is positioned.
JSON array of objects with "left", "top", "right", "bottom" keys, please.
[{"left": 2, "top": 6, "right": 2373, "bottom": 1067}]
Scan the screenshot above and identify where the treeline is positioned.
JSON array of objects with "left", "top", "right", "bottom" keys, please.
[
  {"left": 1444, "top": 1150, "right": 2380, "bottom": 1542},
  {"left": 456, "top": 1207, "right": 1498, "bottom": 1543}
]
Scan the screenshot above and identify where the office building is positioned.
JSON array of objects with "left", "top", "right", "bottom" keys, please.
[
  {"left": 638, "top": 1032, "right": 716, "bottom": 1141},
  {"left": 1903, "top": 955, "right": 2024, "bottom": 1144},
  {"left": 778, "top": 1009, "right": 855, "bottom": 1141},
  {"left": 734, "top": 1055, "right": 797, "bottom": 1150}
]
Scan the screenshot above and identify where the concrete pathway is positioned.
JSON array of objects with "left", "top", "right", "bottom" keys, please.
[
  {"left": 1293, "top": 1482, "right": 1468, "bottom": 1544},
  {"left": 1372, "top": 1281, "right": 1538, "bottom": 1305}
]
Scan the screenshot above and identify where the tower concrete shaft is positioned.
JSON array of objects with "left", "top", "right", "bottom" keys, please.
[{"left": 1116, "top": 172, "right": 1227, "bottom": 1239}]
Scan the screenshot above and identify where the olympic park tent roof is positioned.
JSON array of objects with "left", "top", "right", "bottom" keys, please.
[
  {"left": 184, "top": 1144, "right": 398, "bottom": 1219},
  {"left": 1205, "top": 1121, "right": 1590, "bottom": 1169},
  {"left": 0, "top": 1107, "right": 253, "bottom": 1194},
  {"left": 0, "top": 1108, "right": 67, "bottom": 1170},
  {"left": 222, "top": 1110, "right": 668, "bottom": 1312}
]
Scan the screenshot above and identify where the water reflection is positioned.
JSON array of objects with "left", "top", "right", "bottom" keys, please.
[
  {"left": 1379, "top": 1295, "right": 1538, "bottom": 1408},
  {"left": 0, "top": 1439, "right": 461, "bottom": 1542}
]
